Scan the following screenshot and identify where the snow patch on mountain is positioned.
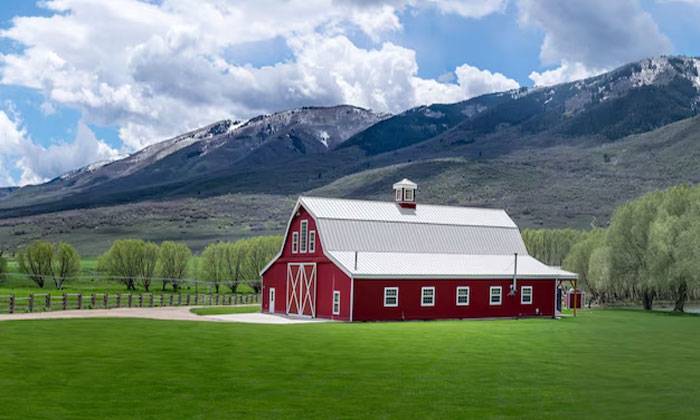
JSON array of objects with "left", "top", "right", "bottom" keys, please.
[{"left": 318, "top": 131, "right": 330, "bottom": 148}]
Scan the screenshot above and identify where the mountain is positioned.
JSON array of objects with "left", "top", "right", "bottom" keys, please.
[
  {"left": 1, "top": 55, "right": 700, "bottom": 255},
  {"left": 0, "top": 105, "right": 386, "bottom": 215}
]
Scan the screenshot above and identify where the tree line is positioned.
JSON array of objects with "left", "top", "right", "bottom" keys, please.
[
  {"left": 5, "top": 236, "right": 282, "bottom": 292},
  {"left": 523, "top": 183, "right": 700, "bottom": 312}
]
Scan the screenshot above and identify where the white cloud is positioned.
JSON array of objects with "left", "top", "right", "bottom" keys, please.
[
  {"left": 0, "top": 110, "right": 119, "bottom": 186},
  {"left": 0, "top": 0, "right": 517, "bottom": 162},
  {"left": 528, "top": 60, "right": 604, "bottom": 87},
  {"left": 519, "top": 0, "right": 673, "bottom": 85},
  {"left": 425, "top": 0, "right": 506, "bottom": 18}
]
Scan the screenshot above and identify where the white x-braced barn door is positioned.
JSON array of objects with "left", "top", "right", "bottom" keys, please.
[{"left": 286, "top": 263, "right": 316, "bottom": 317}]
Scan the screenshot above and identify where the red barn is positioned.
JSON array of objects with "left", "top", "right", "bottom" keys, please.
[{"left": 260, "top": 179, "right": 577, "bottom": 321}]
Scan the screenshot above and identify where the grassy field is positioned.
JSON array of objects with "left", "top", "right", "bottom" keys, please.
[
  {"left": 1, "top": 310, "right": 698, "bottom": 419},
  {"left": 189, "top": 305, "right": 261, "bottom": 315}
]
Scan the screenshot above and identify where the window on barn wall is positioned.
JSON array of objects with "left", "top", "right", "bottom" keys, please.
[
  {"left": 333, "top": 291, "right": 340, "bottom": 315},
  {"left": 521, "top": 286, "right": 533, "bottom": 304},
  {"left": 490, "top": 286, "right": 502, "bottom": 305},
  {"left": 384, "top": 287, "right": 398, "bottom": 307},
  {"left": 421, "top": 287, "right": 435, "bottom": 306},
  {"left": 456, "top": 286, "right": 470, "bottom": 306},
  {"left": 300, "top": 220, "right": 308, "bottom": 253},
  {"left": 292, "top": 232, "right": 299, "bottom": 253},
  {"left": 309, "top": 231, "right": 316, "bottom": 253}
]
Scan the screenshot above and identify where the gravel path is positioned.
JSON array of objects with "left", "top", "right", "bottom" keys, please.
[{"left": 0, "top": 306, "right": 326, "bottom": 324}]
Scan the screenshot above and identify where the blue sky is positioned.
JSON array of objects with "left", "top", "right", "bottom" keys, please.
[{"left": 0, "top": 0, "right": 699, "bottom": 186}]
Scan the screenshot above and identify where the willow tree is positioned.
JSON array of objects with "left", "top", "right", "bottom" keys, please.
[
  {"left": 99, "top": 239, "right": 159, "bottom": 291},
  {"left": 648, "top": 185, "right": 700, "bottom": 312},
  {"left": 243, "top": 235, "right": 282, "bottom": 293},
  {"left": 158, "top": 241, "right": 192, "bottom": 291},
  {"left": 521, "top": 228, "right": 584, "bottom": 266},
  {"left": 607, "top": 192, "right": 662, "bottom": 310},
  {"left": 563, "top": 229, "right": 608, "bottom": 303}
]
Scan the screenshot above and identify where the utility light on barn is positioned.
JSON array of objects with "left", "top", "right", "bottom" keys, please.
[{"left": 393, "top": 178, "right": 417, "bottom": 209}]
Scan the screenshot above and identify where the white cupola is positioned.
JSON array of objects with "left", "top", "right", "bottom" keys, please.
[{"left": 393, "top": 178, "right": 417, "bottom": 209}]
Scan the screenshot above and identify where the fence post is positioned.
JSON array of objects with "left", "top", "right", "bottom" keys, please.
[
  {"left": 149, "top": 294, "right": 154, "bottom": 308},
  {"left": 169, "top": 294, "right": 174, "bottom": 306},
  {"left": 62, "top": 293, "right": 67, "bottom": 311},
  {"left": 186, "top": 294, "right": 190, "bottom": 306},
  {"left": 9, "top": 295, "right": 15, "bottom": 314},
  {"left": 77, "top": 292, "right": 82, "bottom": 310},
  {"left": 91, "top": 293, "right": 96, "bottom": 309},
  {"left": 46, "top": 294, "right": 51, "bottom": 311},
  {"left": 128, "top": 294, "right": 132, "bottom": 308},
  {"left": 116, "top": 294, "right": 121, "bottom": 308},
  {"left": 215, "top": 294, "right": 219, "bottom": 305},
  {"left": 104, "top": 293, "right": 109, "bottom": 309},
  {"left": 138, "top": 293, "right": 143, "bottom": 308},
  {"left": 194, "top": 294, "right": 199, "bottom": 305},
  {"left": 177, "top": 294, "right": 182, "bottom": 306},
  {"left": 160, "top": 294, "right": 165, "bottom": 307},
  {"left": 29, "top": 293, "right": 34, "bottom": 312}
]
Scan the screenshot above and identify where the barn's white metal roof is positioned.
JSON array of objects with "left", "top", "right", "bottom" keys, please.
[
  {"left": 327, "top": 251, "right": 577, "bottom": 279},
  {"left": 300, "top": 196, "right": 517, "bottom": 228},
  {"left": 260, "top": 195, "right": 578, "bottom": 279},
  {"left": 316, "top": 219, "right": 527, "bottom": 255}
]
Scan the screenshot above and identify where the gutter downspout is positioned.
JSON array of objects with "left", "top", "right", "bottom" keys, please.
[{"left": 510, "top": 253, "right": 518, "bottom": 296}]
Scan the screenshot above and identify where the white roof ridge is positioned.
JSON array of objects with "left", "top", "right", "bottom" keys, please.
[
  {"left": 318, "top": 217, "right": 521, "bottom": 229},
  {"left": 300, "top": 195, "right": 509, "bottom": 213}
]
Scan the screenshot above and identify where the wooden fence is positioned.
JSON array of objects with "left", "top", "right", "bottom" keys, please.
[{"left": 0, "top": 293, "right": 260, "bottom": 314}]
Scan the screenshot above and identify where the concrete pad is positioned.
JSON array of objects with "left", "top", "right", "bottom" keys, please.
[{"left": 204, "top": 312, "right": 330, "bottom": 324}]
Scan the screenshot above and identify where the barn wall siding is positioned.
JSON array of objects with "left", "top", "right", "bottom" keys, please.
[{"left": 352, "top": 279, "right": 555, "bottom": 321}]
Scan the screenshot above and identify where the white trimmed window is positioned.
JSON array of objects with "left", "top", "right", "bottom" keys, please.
[
  {"left": 291, "top": 232, "right": 299, "bottom": 254},
  {"left": 521, "top": 286, "right": 533, "bottom": 304},
  {"left": 456, "top": 286, "right": 470, "bottom": 306},
  {"left": 300, "top": 220, "right": 308, "bottom": 253},
  {"left": 332, "top": 291, "right": 340, "bottom": 315},
  {"left": 421, "top": 287, "right": 435, "bottom": 306},
  {"left": 384, "top": 287, "right": 398, "bottom": 307},
  {"left": 395, "top": 189, "right": 402, "bottom": 201},
  {"left": 309, "top": 230, "right": 316, "bottom": 253},
  {"left": 490, "top": 286, "right": 502, "bottom": 306},
  {"left": 404, "top": 188, "right": 414, "bottom": 201}
]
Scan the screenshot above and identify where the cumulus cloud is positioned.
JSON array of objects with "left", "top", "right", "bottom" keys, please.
[
  {"left": 518, "top": 0, "right": 673, "bottom": 86},
  {"left": 0, "top": 0, "right": 517, "bottom": 164},
  {"left": 528, "top": 60, "right": 603, "bottom": 87},
  {"left": 0, "top": 110, "right": 119, "bottom": 186}
]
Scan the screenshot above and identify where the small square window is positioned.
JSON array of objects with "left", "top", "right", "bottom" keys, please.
[
  {"left": 490, "top": 286, "right": 502, "bottom": 306},
  {"left": 384, "top": 287, "right": 398, "bottom": 307},
  {"left": 395, "top": 189, "right": 402, "bottom": 202},
  {"left": 521, "top": 286, "right": 533, "bottom": 304},
  {"left": 404, "top": 188, "right": 414, "bottom": 201},
  {"left": 421, "top": 287, "right": 435, "bottom": 307},
  {"left": 456, "top": 286, "right": 470, "bottom": 306},
  {"left": 332, "top": 291, "right": 340, "bottom": 315},
  {"left": 291, "top": 232, "right": 299, "bottom": 254}
]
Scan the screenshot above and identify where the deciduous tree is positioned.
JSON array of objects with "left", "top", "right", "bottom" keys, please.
[
  {"left": 158, "top": 241, "right": 191, "bottom": 292},
  {"left": 17, "top": 240, "right": 55, "bottom": 288}
]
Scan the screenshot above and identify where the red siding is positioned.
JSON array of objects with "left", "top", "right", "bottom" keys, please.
[
  {"left": 261, "top": 206, "right": 352, "bottom": 321},
  {"left": 352, "top": 279, "right": 556, "bottom": 321}
]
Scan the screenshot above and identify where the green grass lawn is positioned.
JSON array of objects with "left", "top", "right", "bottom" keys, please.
[
  {"left": 1, "top": 310, "right": 699, "bottom": 419},
  {"left": 189, "top": 305, "right": 261, "bottom": 315}
]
